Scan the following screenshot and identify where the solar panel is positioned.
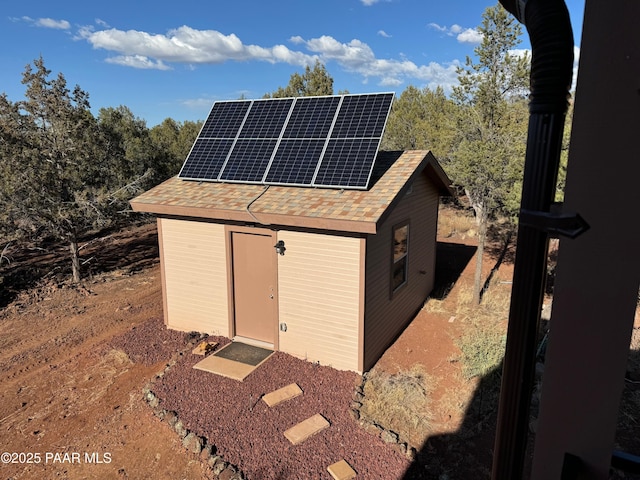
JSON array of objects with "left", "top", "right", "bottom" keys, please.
[
  {"left": 177, "top": 92, "right": 394, "bottom": 189},
  {"left": 236, "top": 98, "right": 293, "bottom": 138},
  {"left": 264, "top": 139, "right": 326, "bottom": 185},
  {"left": 282, "top": 96, "right": 341, "bottom": 138},
  {"left": 331, "top": 94, "right": 393, "bottom": 138},
  {"left": 199, "top": 101, "right": 250, "bottom": 138},
  {"left": 313, "top": 138, "right": 381, "bottom": 189},
  {"left": 219, "top": 139, "right": 278, "bottom": 182},
  {"left": 178, "top": 138, "right": 235, "bottom": 180}
]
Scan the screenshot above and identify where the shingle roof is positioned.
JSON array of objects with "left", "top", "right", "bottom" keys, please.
[{"left": 130, "top": 150, "right": 452, "bottom": 234}]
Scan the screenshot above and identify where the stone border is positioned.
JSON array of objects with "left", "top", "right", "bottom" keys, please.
[
  {"left": 142, "top": 343, "right": 246, "bottom": 480},
  {"left": 348, "top": 372, "right": 418, "bottom": 460}
]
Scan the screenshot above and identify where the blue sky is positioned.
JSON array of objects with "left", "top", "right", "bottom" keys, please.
[{"left": 3, "top": 0, "right": 585, "bottom": 126}]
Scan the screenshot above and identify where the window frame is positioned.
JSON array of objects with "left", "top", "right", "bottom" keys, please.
[{"left": 390, "top": 220, "right": 410, "bottom": 296}]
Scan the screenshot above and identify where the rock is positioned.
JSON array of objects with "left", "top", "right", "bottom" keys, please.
[
  {"left": 212, "top": 459, "right": 228, "bottom": 475},
  {"left": 381, "top": 430, "right": 399, "bottom": 444},
  {"left": 200, "top": 443, "right": 214, "bottom": 462},
  {"left": 174, "top": 420, "right": 187, "bottom": 438},
  {"left": 406, "top": 446, "right": 417, "bottom": 460},
  {"left": 182, "top": 432, "right": 202, "bottom": 454},
  {"left": 164, "top": 411, "right": 178, "bottom": 427},
  {"left": 361, "top": 421, "right": 381, "bottom": 436},
  {"left": 349, "top": 408, "right": 360, "bottom": 421},
  {"left": 145, "top": 391, "right": 159, "bottom": 408}
]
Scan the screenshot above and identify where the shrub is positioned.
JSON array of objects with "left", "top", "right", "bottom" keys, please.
[{"left": 359, "top": 364, "right": 433, "bottom": 447}]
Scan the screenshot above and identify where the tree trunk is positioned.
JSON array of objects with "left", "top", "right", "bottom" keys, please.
[
  {"left": 473, "top": 218, "right": 487, "bottom": 305},
  {"left": 70, "top": 238, "right": 81, "bottom": 283}
]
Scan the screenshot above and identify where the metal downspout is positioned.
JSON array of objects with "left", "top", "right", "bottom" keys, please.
[{"left": 492, "top": 0, "right": 575, "bottom": 478}]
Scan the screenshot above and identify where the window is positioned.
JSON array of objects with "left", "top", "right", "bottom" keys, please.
[{"left": 392, "top": 222, "right": 409, "bottom": 293}]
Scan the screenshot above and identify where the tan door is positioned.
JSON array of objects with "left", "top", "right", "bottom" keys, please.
[{"left": 231, "top": 231, "right": 276, "bottom": 344}]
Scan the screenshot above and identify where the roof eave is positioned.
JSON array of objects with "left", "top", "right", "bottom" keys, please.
[{"left": 130, "top": 200, "right": 377, "bottom": 234}]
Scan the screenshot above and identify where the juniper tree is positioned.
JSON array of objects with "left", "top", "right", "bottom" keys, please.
[
  {"left": 0, "top": 57, "right": 123, "bottom": 282},
  {"left": 448, "top": 3, "right": 530, "bottom": 304}
]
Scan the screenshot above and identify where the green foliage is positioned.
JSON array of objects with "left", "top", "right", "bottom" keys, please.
[
  {"left": 0, "top": 57, "right": 201, "bottom": 282},
  {"left": 265, "top": 60, "right": 334, "bottom": 98},
  {"left": 0, "top": 58, "right": 125, "bottom": 280},
  {"left": 381, "top": 85, "right": 456, "bottom": 159},
  {"left": 0, "top": 58, "right": 117, "bottom": 240},
  {"left": 149, "top": 117, "right": 202, "bottom": 178},
  {"left": 445, "top": 4, "right": 531, "bottom": 303}
]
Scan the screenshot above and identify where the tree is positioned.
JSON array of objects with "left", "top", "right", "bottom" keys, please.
[
  {"left": 98, "top": 105, "right": 155, "bottom": 186},
  {"left": 150, "top": 117, "right": 202, "bottom": 178},
  {"left": 447, "top": 4, "right": 531, "bottom": 304},
  {"left": 265, "top": 60, "right": 334, "bottom": 98},
  {"left": 381, "top": 85, "right": 456, "bottom": 159},
  {"left": 0, "top": 58, "right": 128, "bottom": 282}
]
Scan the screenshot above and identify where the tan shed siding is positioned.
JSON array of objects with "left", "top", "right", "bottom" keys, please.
[
  {"left": 277, "top": 231, "right": 361, "bottom": 371},
  {"left": 363, "top": 176, "right": 440, "bottom": 371},
  {"left": 159, "top": 218, "right": 229, "bottom": 335}
]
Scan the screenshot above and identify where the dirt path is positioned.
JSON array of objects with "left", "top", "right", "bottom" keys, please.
[{"left": 0, "top": 225, "right": 212, "bottom": 479}]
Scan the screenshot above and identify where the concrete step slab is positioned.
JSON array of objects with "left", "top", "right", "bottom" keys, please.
[
  {"left": 284, "top": 413, "right": 329, "bottom": 445},
  {"left": 262, "top": 383, "right": 303, "bottom": 407},
  {"left": 327, "top": 459, "right": 357, "bottom": 480}
]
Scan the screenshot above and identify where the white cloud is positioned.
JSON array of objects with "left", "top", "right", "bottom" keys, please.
[
  {"left": 297, "top": 35, "right": 460, "bottom": 91},
  {"left": 428, "top": 22, "right": 482, "bottom": 45},
  {"left": 509, "top": 48, "right": 531, "bottom": 59},
  {"left": 181, "top": 97, "right": 217, "bottom": 109},
  {"left": 572, "top": 46, "right": 580, "bottom": 91},
  {"left": 17, "top": 16, "right": 70, "bottom": 30},
  {"left": 105, "top": 55, "right": 171, "bottom": 70},
  {"left": 377, "top": 30, "right": 391, "bottom": 38},
  {"left": 456, "top": 28, "right": 483, "bottom": 44},
  {"left": 360, "top": 0, "right": 392, "bottom": 5},
  {"left": 78, "top": 25, "right": 317, "bottom": 69},
  {"left": 72, "top": 22, "right": 461, "bottom": 89},
  {"left": 427, "top": 23, "right": 447, "bottom": 33}
]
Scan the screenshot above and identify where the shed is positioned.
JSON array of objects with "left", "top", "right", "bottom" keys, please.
[{"left": 130, "top": 149, "right": 453, "bottom": 373}]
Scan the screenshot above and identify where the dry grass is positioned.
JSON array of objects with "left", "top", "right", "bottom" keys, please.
[
  {"left": 359, "top": 364, "right": 434, "bottom": 447},
  {"left": 454, "top": 279, "right": 510, "bottom": 380},
  {"left": 437, "top": 204, "right": 477, "bottom": 240}
]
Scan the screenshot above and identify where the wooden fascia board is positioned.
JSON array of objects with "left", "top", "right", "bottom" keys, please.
[
  {"left": 130, "top": 200, "right": 378, "bottom": 234},
  {"left": 424, "top": 153, "right": 456, "bottom": 197}
]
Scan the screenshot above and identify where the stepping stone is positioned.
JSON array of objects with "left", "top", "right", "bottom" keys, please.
[
  {"left": 262, "top": 383, "right": 302, "bottom": 407},
  {"left": 284, "top": 414, "right": 330, "bottom": 445},
  {"left": 327, "top": 459, "right": 357, "bottom": 480}
]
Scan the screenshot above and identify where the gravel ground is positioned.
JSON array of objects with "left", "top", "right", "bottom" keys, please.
[
  {"left": 113, "top": 318, "right": 411, "bottom": 479},
  {"left": 110, "top": 316, "right": 198, "bottom": 365}
]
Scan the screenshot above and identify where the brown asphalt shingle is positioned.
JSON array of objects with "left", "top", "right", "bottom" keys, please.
[{"left": 130, "top": 150, "right": 448, "bottom": 234}]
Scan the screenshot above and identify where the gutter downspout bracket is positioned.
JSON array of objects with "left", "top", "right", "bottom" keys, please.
[{"left": 519, "top": 205, "right": 589, "bottom": 239}]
